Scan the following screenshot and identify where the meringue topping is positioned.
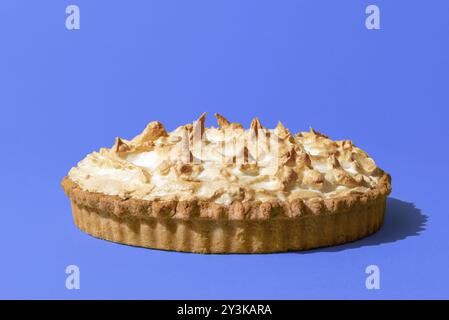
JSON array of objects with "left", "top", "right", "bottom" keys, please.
[{"left": 68, "top": 114, "right": 384, "bottom": 205}]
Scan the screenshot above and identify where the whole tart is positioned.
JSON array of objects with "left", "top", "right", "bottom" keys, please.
[{"left": 62, "top": 113, "right": 391, "bottom": 253}]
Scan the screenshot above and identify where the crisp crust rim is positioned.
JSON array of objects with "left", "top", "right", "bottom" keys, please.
[{"left": 61, "top": 173, "right": 391, "bottom": 221}]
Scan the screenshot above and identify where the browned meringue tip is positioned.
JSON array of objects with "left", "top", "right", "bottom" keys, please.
[
  {"left": 309, "top": 127, "right": 329, "bottom": 138},
  {"left": 250, "top": 117, "right": 264, "bottom": 136},
  {"left": 276, "top": 120, "right": 286, "bottom": 130},
  {"left": 215, "top": 113, "right": 231, "bottom": 128},
  {"left": 191, "top": 112, "right": 207, "bottom": 138},
  {"left": 131, "top": 121, "right": 168, "bottom": 145},
  {"left": 196, "top": 112, "right": 207, "bottom": 123},
  {"left": 113, "top": 137, "right": 131, "bottom": 153},
  {"left": 275, "top": 121, "right": 292, "bottom": 139},
  {"left": 214, "top": 113, "right": 244, "bottom": 130}
]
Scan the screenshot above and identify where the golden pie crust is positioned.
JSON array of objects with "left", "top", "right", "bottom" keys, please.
[
  {"left": 62, "top": 173, "right": 390, "bottom": 253},
  {"left": 62, "top": 114, "right": 392, "bottom": 253}
]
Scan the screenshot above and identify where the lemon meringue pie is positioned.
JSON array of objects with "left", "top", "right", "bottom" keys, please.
[{"left": 62, "top": 113, "right": 391, "bottom": 253}]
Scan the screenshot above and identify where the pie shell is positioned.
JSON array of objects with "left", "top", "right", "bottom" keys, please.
[{"left": 61, "top": 173, "right": 391, "bottom": 253}]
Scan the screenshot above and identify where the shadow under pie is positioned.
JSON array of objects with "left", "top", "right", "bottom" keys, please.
[{"left": 300, "top": 197, "right": 427, "bottom": 254}]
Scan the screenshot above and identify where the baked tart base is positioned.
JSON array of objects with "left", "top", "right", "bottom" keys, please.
[{"left": 62, "top": 174, "right": 390, "bottom": 253}]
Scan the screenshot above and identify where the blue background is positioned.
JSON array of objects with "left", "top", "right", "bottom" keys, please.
[{"left": 1, "top": 0, "right": 448, "bottom": 299}]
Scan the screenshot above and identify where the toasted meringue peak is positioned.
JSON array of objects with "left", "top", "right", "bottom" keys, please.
[
  {"left": 275, "top": 121, "right": 292, "bottom": 140},
  {"left": 215, "top": 113, "right": 231, "bottom": 128},
  {"left": 113, "top": 137, "right": 131, "bottom": 153},
  {"left": 250, "top": 117, "right": 263, "bottom": 136},
  {"left": 196, "top": 111, "right": 207, "bottom": 125},
  {"left": 131, "top": 121, "right": 168, "bottom": 145},
  {"left": 309, "top": 127, "right": 328, "bottom": 138},
  {"left": 275, "top": 120, "right": 286, "bottom": 131},
  {"left": 214, "top": 113, "right": 244, "bottom": 129},
  {"left": 68, "top": 115, "right": 385, "bottom": 205},
  {"left": 191, "top": 112, "right": 207, "bottom": 140}
]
